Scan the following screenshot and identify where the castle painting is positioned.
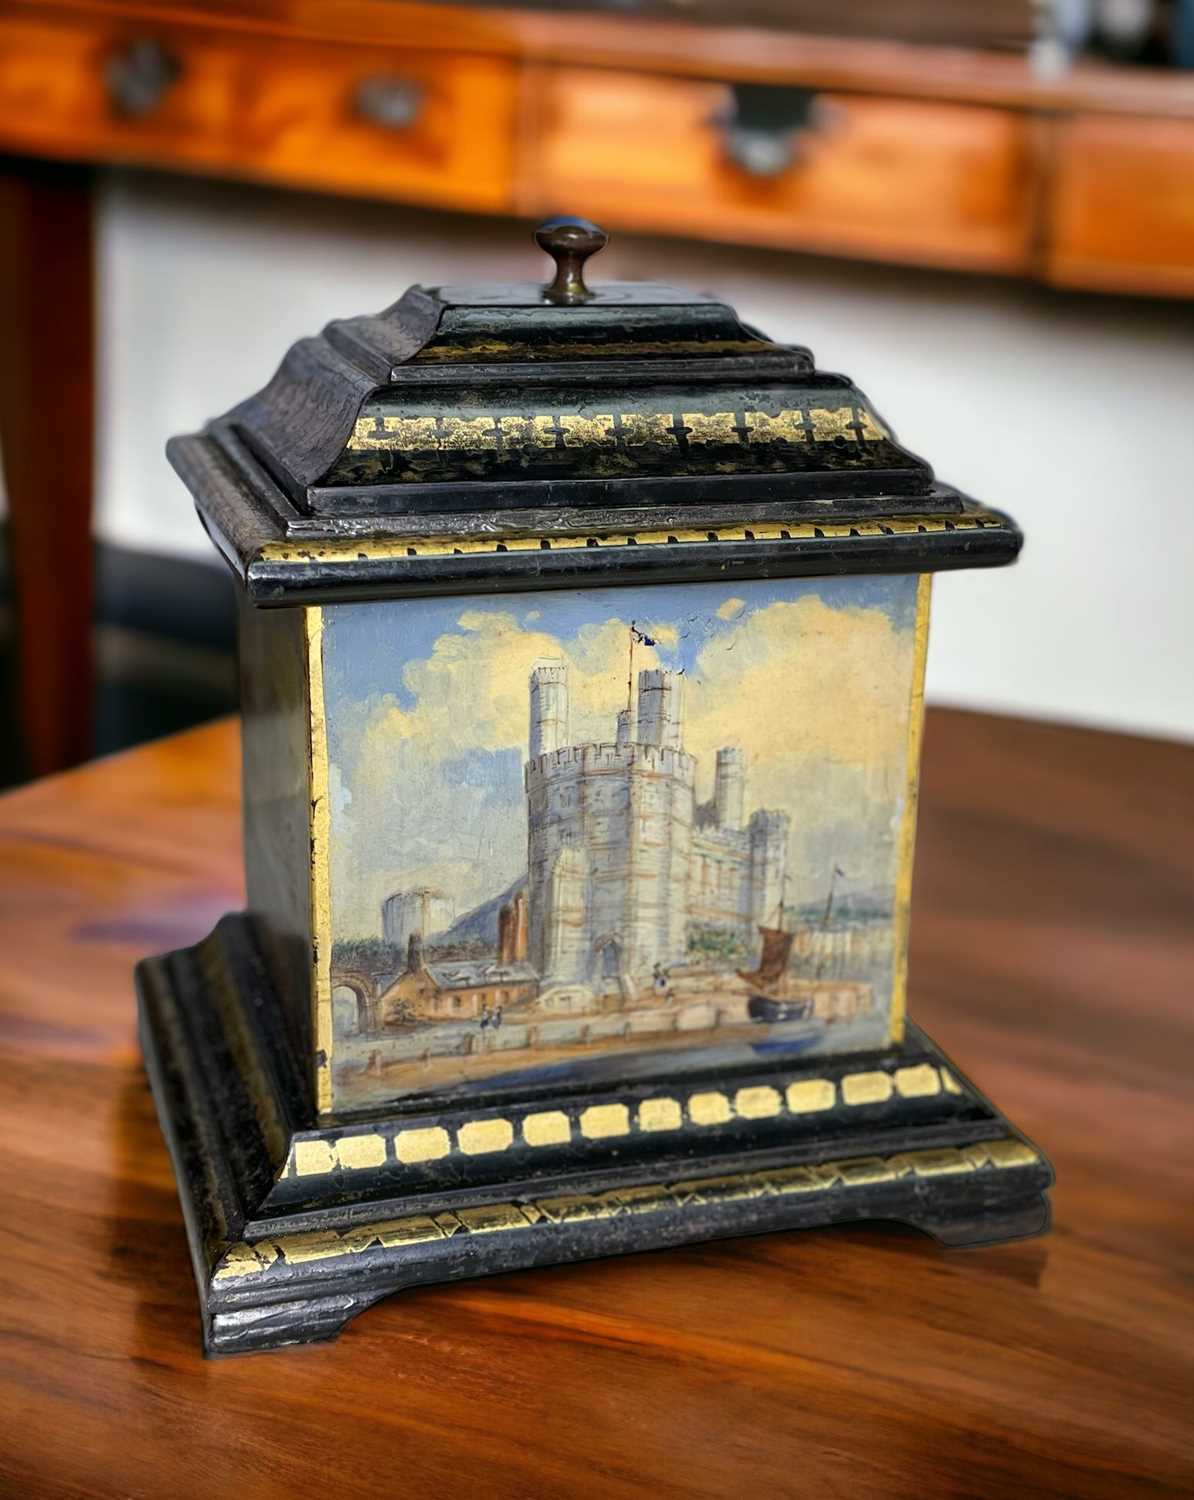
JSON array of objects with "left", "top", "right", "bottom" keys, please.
[{"left": 322, "top": 573, "right": 927, "bottom": 1109}]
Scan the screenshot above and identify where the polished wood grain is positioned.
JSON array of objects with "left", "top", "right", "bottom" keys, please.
[
  {"left": 1045, "top": 113, "right": 1194, "bottom": 298},
  {"left": 1, "top": 709, "right": 1191, "bottom": 1496},
  {"left": 525, "top": 67, "right": 1035, "bottom": 273}
]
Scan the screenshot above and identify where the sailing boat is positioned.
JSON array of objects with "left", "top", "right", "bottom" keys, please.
[
  {"left": 740, "top": 867, "right": 851, "bottom": 1024},
  {"left": 739, "top": 876, "right": 812, "bottom": 1023},
  {"left": 739, "top": 918, "right": 810, "bottom": 1023}
]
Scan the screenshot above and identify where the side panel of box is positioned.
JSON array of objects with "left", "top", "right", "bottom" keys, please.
[
  {"left": 238, "top": 596, "right": 314, "bottom": 1095},
  {"left": 317, "top": 572, "right": 930, "bottom": 1115}
]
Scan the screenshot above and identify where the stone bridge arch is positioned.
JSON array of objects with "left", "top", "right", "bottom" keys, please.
[{"left": 331, "top": 972, "right": 380, "bottom": 1035}]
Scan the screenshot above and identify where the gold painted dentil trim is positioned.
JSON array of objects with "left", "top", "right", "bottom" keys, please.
[{"left": 262, "top": 512, "right": 1006, "bottom": 567}]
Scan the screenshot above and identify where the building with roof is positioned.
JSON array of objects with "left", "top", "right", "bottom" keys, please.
[{"left": 378, "top": 932, "right": 538, "bottom": 1025}]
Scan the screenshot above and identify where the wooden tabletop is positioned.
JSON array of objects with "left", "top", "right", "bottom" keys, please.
[{"left": 2, "top": 708, "right": 1191, "bottom": 1498}]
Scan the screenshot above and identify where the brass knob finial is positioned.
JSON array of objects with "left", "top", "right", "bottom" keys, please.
[{"left": 534, "top": 216, "right": 608, "bottom": 304}]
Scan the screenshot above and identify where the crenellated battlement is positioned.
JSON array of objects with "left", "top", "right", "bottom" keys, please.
[
  {"left": 749, "top": 808, "right": 791, "bottom": 839},
  {"left": 694, "top": 824, "right": 751, "bottom": 856},
  {"left": 526, "top": 739, "right": 696, "bottom": 788}
]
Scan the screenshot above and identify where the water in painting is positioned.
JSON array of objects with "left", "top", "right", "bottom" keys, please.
[{"left": 323, "top": 573, "right": 925, "bottom": 1109}]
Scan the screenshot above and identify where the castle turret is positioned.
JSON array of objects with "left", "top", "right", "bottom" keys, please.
[
  {"left": 498, "top": 889, "right": 530, "bottom": 963},
  {"left": 713, "top": 746, "right": 746, "bottom": 830},
  {"left": 529, "top": 663, "right": 569, "bottom": 759},
  {"left": 748, "top": 809, "right": 790, "bottom": 928},
  {"left": 498, "top": 901, "right": 514, "bottom": 963},
  {"left": 636, "top": 668, "right": 683, "bottom": 749},
  {"left": 382, "top": 888, "right": 454, "bottom": 949},
  {"left": 511, "top": 889, "right": 529, "bottom": 960},
  {"left": 525, "top": 658, "right": 704, "bottom": 988}
]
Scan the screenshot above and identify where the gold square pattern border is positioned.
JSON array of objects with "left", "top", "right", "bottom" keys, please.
[{"left": 287, "top": 1062, "right": 961, "bottom": 1180}]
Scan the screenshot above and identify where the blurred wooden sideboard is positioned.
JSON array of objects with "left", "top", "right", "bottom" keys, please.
[
  {"left": 2, "top": 0, "right": 1194, "bottom": 776},
  {"left": 5, "top": 0, "right": 1194, "bottom": 291}
]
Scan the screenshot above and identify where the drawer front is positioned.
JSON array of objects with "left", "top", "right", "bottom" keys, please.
[
  {"left": 1047, "top": 114, "right": 1194, "bottom": 297},
  {"left": 526, "top": 68, "right": 1034, "bottom": 273},
  {"left": 0, "top": 16, "right": 516, "bottom": 212}
]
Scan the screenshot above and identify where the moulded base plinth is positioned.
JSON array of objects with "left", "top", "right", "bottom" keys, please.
[{"left": 137, "top": 913, "right": 1053, "bottom": 1356}]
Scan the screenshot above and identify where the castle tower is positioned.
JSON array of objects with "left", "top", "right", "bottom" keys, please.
[
  {"left": 498, "top": 890, "right": 530, "bottom": 963},
  {"left": 713, "top": 746, "right": 746, "bottom": 829},
  {"left": 748, "top": 809, "right": 790, "bottom": 928},
  {"left": 525, "top": 661, "right": 696, "bottom": 990},
  {"left": 636, "top": 668, "right": 683, "bottom": 749},
  {"left": 382, "top": 888, "right": 454, "bottom": 949},
  {"left": 510, "top": 889, "right": 529, "bottom": 960},
  {"left": 497, "top": 901, "right": 514, "bottom": 963},
  {"left": 529, "top": 663, "right": 569, "bottom": 759}
]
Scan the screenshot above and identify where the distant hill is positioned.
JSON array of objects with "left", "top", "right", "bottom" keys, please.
[
  {"left": 435, "top": 875, "right": 527, "bottom": 950},
  {"left": 789, "top": 890, "right": 893, "bottom": 923}
]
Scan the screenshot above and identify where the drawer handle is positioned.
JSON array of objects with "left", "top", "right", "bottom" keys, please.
[
  {"left": 717, "top": 84, "right": 827, "bottom": 179},
  {"left": 354, "top": 77, "right": 424, "bottom": 132},
  {"left": 105, "top": 39, "right": 180, "bottom": 119}
]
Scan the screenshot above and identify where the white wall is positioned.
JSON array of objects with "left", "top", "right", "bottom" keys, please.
[{"left": 97, "top": 170, "right": 1194, "bottom": 741}]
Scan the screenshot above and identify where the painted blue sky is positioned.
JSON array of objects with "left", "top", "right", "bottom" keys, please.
[
  {"left": 323, "top": 573, "right": 920, "bottom": 935},
  {"left": 324, "top": 572, "right": 919, "bottom": 719}
]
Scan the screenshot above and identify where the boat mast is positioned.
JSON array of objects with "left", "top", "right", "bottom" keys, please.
[
  {"left": 821, "top": 866, "right": 840, "bottom": 929},
  {"left": 766, "top": 872, "right": 789, "bottom": 932}
]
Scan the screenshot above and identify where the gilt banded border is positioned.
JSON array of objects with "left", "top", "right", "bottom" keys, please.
[
  {"left": 263, "top": 511, "right": 1006, "bottom": 566},
  {"left": 217, "top": 1135, "right": 1039, "bottom": 1281},
  {"left": 346, "top": 404, "right": 888, "bottom": 455}
]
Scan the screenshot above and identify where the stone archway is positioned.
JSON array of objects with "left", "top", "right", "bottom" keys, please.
[
  {"left": 593, "top": 934, "right": 622, "bottom": 980},
  {"left": 591, "top": 933, "right": 631, "bottom": 1006},
  {"left": 331, "top": 973, "right": 378, "bottom": 1035}
]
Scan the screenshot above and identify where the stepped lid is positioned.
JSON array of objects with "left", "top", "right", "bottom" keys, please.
[{"left": 167, "top": 216, "right": 1020, "bottom": 604}]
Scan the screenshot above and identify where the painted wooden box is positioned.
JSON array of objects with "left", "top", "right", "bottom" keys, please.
[{"left": 140, "top": 218, "right": 1052, "bottom": 1355}]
